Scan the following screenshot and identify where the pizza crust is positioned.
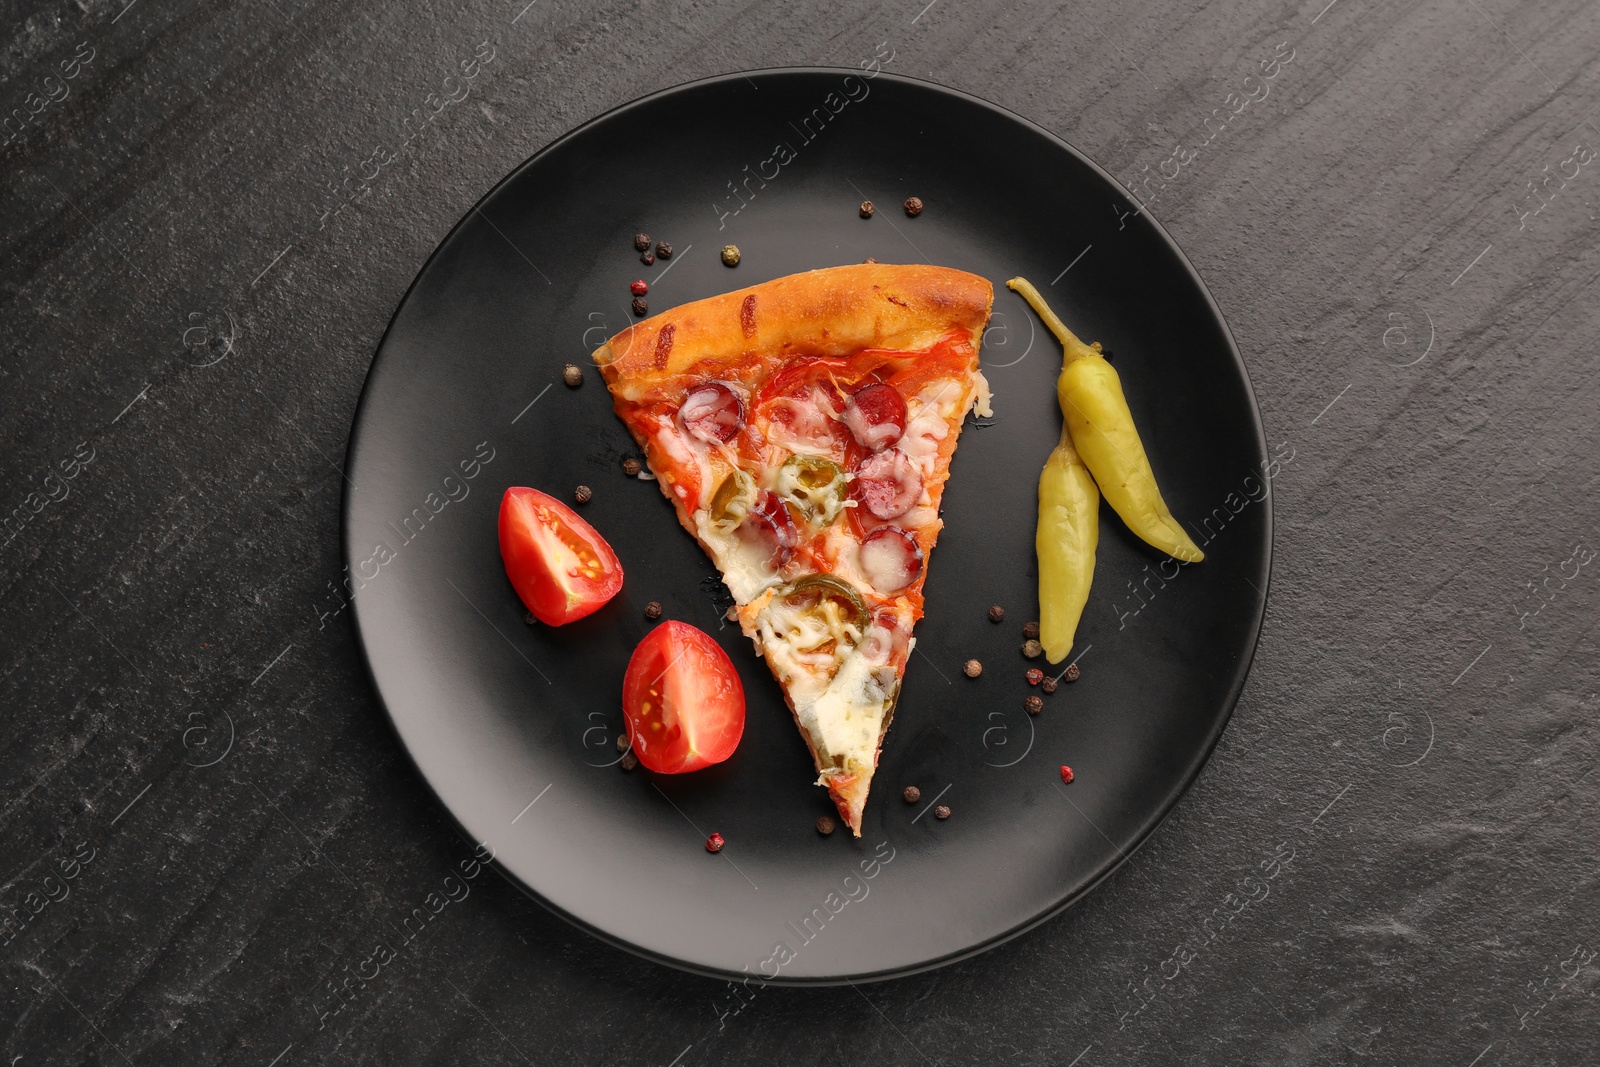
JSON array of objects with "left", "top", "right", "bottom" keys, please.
[{"left": 593, "top": 263, "right": 993, "bottom": 395}]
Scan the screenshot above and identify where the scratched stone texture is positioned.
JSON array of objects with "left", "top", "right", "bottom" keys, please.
[{"left": 2, "top": 0, "right": 1598, "bottom": 1064}]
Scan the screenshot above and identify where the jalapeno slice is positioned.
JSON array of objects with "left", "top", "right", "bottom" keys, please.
[
  {"left": 775, "top": 455, "right": 848, "bottom": 525},
  {"left": 707, "top": 469, "right": 756, "bottom": 532},
  {"left": 776, "top": 574, "right": 869, "bottom": 629}
]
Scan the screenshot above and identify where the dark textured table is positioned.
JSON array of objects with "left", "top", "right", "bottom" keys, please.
[{"left": 3, "top": 0, "right": 1597, "bottom": 1063}]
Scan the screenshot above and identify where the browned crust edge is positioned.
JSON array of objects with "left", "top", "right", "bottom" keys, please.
[{"left": 594, "top": 263, "right": 994, "bottom": 392}]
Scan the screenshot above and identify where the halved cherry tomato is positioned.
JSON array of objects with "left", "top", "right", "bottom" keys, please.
[
  {"left": 498, "top": 486, "right": 624, "bottom": 625},
  {"left": 622, "top": 620, "right": 746, "bottom": 773}
]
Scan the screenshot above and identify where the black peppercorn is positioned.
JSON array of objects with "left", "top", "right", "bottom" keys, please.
[
  {"left": 902, "top": 785, "right": 921, "bottom": 804},
  {"left": 934, "top": 805, "right": 951, "bottom": 820},
  {"left": 988, "top": 605, "right": 1005, "bottom": 623},
  {"left": 816, "top": 815, "right": 836, "bottom": 835},
  {"left": 574, "top": 485, "right": 592, "bottom": 504},
  {"left": 1021, "top": 639, "right": 1043, "bottom": 659},
  {"left": 640, "top": 251, "right": 655, "bottom": 265},
  {"left": 644, "top": 601, "right": 663, "bottom": 620},
  {"left": 1025, "top": 694, "right": 1044, "bottom": 715},
  {"left": 634, "top": 232, "right": 651, "bottom": 251},
  {"left": 616, "top": 734, "right": 629, "bottom": 752},
  {"left": 859, "top": 200, "right": 875, "bottom": 218},
  {"left": 524, "top": 611, "right": 537, "bottom": 626},
  {"left": 1023, "top": 620, "right": 1040, "bottom": 640},
  {"left": 632, "top": 296, "right": 648, "bottom": 316},
  {"left": 1041, "top": 675, "right": 1059, "bottom": 694},
  {"left": 620, "top": 751, "right": 638, "bottom": 771},
  {"left": 1064, "top": 663, "right": 1081, "bottom": 682},
  {"left": 904, "top": 196, "right": 923, "bottom": 216},
  {"left": 621, "top": 457, "right": 642, "bottom": 476},
  {"left": 655, "top": 241, "right": 672, "bottom": 259},
  {"left": 563, "top": 364, "right": 584, "bottom": 388}
]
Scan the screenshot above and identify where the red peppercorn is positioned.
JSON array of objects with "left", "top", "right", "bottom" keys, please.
[
  {"left": 630, "top": 279, "right": 648, "bottom": 296},
  {"left": 1025, "top": 668, "right": 1044, "bottom": 686},
  {"left": 705, "top": 832, "right": 725, "bottom": 853},
  {"left": 1060, "top": 765, "right": 1075, "bottom": 784}
]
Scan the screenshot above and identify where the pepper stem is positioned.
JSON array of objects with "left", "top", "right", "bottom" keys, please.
[{"left": 1006, "top": 277, "right": 1102, "bottom": 364}]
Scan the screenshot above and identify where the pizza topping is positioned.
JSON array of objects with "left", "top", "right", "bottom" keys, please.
[
  {"left": 707, "top": 469, "right": 757, "bottom": 532},
  {"left": 740, "top": 293, "right": 758, "bottom": 337},
  {"left": 841, "top": 383, "right": 907, "bottom": 452},
  {"left": 852, "top": 449, "right": 923, "bottom": 520},
  {"left": 858, "top": 525, "right": 923, "bottom": 593},
  {"left": 776, "top": 575, "right": 868, "bottom": 635},
  {"left": 679, "top": 382, "right": 744, "bottom": 443},
  {"left": 740, "top": 489, "right": 799, "bottom": 567},
  {"left": 775, "top": 455, "right": 848, "bottom": 526}
]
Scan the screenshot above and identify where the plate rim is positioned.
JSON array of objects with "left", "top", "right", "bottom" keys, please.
[{"left": 342, "top": 65, "right": 1274, "bottom": 986}]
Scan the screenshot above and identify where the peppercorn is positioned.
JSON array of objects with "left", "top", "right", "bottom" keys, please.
[
  {"left": 934, "top": 805, "right": 951, "bottom": 820},
  {"left": 640, "top": 251, "right": 655, "bottom": 265},
  {"left": 616, "top": 734, "right": 629, "bottom": 752},
  {"left": 988, "top": 605, "right": 1005, "bottom": 623},
  {"left": 644, "top": 601, "right": 663, "bottom": 620},
  {"left": 562, "top": 363, "right": 584, "bottom": 388},
  {"left": 620, "top": 751, "right": 638, "bottom": 771},
  {"left": 1023, "top": 620, "right": 1040, "bottom": 640},
  {"left": 1025, "top": 668, "right": 1044, "bottom": 686},
  {"left": 574, "top": 485, "right": 592, "bottom": 504},
  {"left": 902, "top": 785, "right": 921, "bottom": 804},
  {"left": 1064, "top": 663, "right": 1081, "bottom": 682},
  {"left": 816, "top": 815, "right": 836, "bottom": 835},
  {"left": 904, "top": 196, "right": 923, "bottom": 217},
  {"left": 1060, "top": 765, "right": 1075, "bottom": 784},
  {"left": 863, "top": 257, "right": 878, "bottom": 264},
  {"left": 859, "top": 200, "right": 875, "bottom": 218},
  {"left": 524, "top": 611, "right": 537, "bottom": 626},
  {"left": 1021, "top": 639, "right": 1043, "bottom": 659},
  {"left": 632, "top": 296, "right": 648, "bottom": 316},
  {"left": 1041, "top": 675, "right": 1059, "bottom": 694},
  {"left": 705, "top": 832, "right": 724, "bottom": 853},
  {"left": 621, "top": 456, "right": 642, "bottom": 476},
  {"left": 725, "top": 605, "right": 738, "bottom": 622},
  {"left": 630, "top": 279, "right": 648, "bottom": 296},
  {"left": 721, "top": 244, "right": 740, "bottom": 267},
  {"left": 655, "top": 241, "right": 672, "bottom": 259},
  {"left": 634, "top": 232, "right": 651, "bottom": 251},
  {"left": 1025, "top": 694, "right": 1044, "bottom": 715},
  {"left": 963, "top": 658, "right": 982, "bottom": 678}
]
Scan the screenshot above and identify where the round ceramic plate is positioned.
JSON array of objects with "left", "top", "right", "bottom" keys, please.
[{"left": 344, "top": 69, "right": 1271, "bottom": 983}]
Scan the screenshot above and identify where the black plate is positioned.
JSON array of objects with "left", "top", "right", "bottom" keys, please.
[{"left": 344, "top": 69, "right": 1271, "bottom": 984}]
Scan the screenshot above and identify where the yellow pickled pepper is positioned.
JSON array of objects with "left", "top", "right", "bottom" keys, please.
[
  {"left": 1036, "top": 422, "right": 1099, "bottom": 663},
  {"left": 1008, "top": 277, "right": 1205, "bottom": 565}
]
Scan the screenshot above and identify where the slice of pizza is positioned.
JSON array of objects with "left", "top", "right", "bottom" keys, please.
[{"left": 594, "top": 263, "right": 993, "bottom": 835}]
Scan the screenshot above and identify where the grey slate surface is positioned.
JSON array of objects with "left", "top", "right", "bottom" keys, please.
[{"left": 2, "top": 0, "right": 1597, "bottom": 1063}]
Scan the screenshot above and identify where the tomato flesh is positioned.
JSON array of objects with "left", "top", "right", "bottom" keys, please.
[
  {"left": 622, "top": 621, "right": 746, "bottom": 773},
  {"left": 498, "top": 486, "right": 624, "bottom": 625}
]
